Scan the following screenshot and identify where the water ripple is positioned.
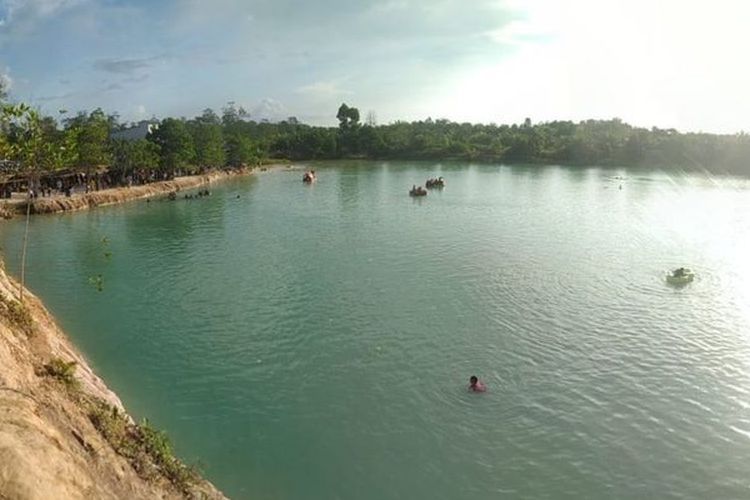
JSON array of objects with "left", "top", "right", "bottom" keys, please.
[{"left": 2, "top": 165, "right": 750, "bottom": 499}]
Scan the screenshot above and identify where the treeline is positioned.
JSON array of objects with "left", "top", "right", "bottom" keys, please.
[
  {"left": 275, "top": 104, "right": 750, "bottom": 174},
  {"left": 0, "top": 103, "right": 271, "bottom": 181},
  {"left": 2, "top": 95, "right": 750, "bottom": 180}
]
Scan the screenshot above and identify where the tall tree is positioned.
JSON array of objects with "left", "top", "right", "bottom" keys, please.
[
  {"left": 225, "top": 133, "right": 257, "bottom": 167},
  {"left": 197, "top": 108, "right": 221, "bottom": 125},
  {"left": 336, "top": 103, "right": 360, "bottom": 131},
  {"left": 188, "top": 118, "right": 225, "bottom": 168},
  {"left": 149, "top": 118, "right": 195, "bottom": 171},
  {"left": 111, "top": 139, "right": 160, "bottom": 177},
  {"left": 62, "top": 108, "right": 113, "bottom": 178},
  {"left": 222, "top": 101, "right": 248, "bottom": 128}
]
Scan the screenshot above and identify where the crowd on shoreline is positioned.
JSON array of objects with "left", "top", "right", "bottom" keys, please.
[{"left": 1, "top": 166, "right": 224, "bottom": 204}]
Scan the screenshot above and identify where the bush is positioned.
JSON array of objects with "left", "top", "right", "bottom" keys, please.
[
  {"left": 0, "top": 293, "right": 34, "bottom": 335},
  {"left": 88, "top": 402, "right": 199, "bottom": 492},
  {"left": 43, "top": 358, "right": 79, "bottom": 389},
  {"left": 139, "top": 419, "right": 199, "bottom": 487}
]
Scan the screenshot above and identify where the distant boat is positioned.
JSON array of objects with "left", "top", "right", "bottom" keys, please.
[
  {"left": 666, "top": 267, "right": 694, "bottom": 285},
  {"left": 425, "top": 177, "right": 445, "bottom": 189},
  {"left": 303, "top": 171, "right": 316, "bottom": 183},
  {"left": 409, "top": 186, "right": 427, "bottom": 197}
]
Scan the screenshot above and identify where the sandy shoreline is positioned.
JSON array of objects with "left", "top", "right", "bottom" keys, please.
[{"left": 0, "top": 162, "right": 295, "bottom": 218}]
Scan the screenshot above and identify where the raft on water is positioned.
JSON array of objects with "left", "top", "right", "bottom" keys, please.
[
  {"left": 666, "top": 267, "right": 694, "bottom": 284},
  {"left": 425, "top": 177, "right": 445, "bottom": 188}
]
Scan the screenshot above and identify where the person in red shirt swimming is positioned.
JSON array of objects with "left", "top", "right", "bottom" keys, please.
[{"left": 469, "top": 375, "right": 486, "bottom": 392}]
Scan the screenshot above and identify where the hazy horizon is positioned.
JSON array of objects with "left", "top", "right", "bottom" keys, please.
[{"left": 1, "top": 0, "right": 748, "bottom": 133}]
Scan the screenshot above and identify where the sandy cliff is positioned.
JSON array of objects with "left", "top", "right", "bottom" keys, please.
[{"left": 0, "top": 263, "right": 227, "bottom": 499}]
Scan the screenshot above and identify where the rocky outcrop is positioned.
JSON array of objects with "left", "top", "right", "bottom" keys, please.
[{"left": 0, "top": 263, "right": 227, "bottom": 499}]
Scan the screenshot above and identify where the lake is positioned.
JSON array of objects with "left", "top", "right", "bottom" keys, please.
[{"left": 2, "top": 161, "right": 750, "bottom": 499}]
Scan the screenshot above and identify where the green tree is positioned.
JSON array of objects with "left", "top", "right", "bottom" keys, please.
[
  {"left": 1, "top": 103, "right": 65, "bottom": 302},
  {"left": 64, "top": 108, "right": 112, "bottom": 171},
  {"left": 225, "top": 133, "right": 257, "bottom": 167},
  {"left": 336, "top": 103, "right": 360, "bottom": 131},
  {"left": 149, "top": 118, "right": 195, "bottom": 171},
  {"left": 111, "top": 139, "right": 160, "bottom": 177},
  {"left": 188, "top": 117, "right": 225, "bottom": 168},
  {"left": 222, "top": 101, "right": 248, "bottom": 129},
  {"left": 2, "top": 104, "right": 62, "bottom": 172},
  {"left": 197, "top": 108, "right": 221, "bottom": 125}
]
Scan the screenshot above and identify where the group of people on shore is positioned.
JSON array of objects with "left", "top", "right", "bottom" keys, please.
[
  {"left": 1, "top": 167, "right": 209, "bottom": 203},
  {"left": 4, "top": 178, "right": 77, "bottom": 200}
]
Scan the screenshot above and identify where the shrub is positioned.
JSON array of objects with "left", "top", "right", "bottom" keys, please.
[
  {"left": 88, "top": 401, "right": 199, "bottom": 492},
  {"left": 43, "top": 358, "right": 79, "bottom": 389},
  {"left": 0, "top": 293, "right": 34, "bottom": 335}
]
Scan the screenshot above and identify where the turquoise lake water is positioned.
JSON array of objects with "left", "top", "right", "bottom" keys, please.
[{"left": 2, "top": 162, "right": 750, "bottom": 499}]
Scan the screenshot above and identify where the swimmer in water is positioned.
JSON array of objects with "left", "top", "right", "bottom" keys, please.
[{"left": 469, "top": 375, "right": 486, "bottom": 392}]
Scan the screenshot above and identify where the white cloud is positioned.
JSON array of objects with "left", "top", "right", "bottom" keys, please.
[
  {"left": 296, "top": 81, "right": 353, "bottom": 99},
  {"left": 486, "top": 19, "right": 549, "bottom": 45},
  {"left": 431, "top": 0, "right": 750, "bottom": 132},
  {"left": 250, "top": 98, "right": 286, "bottom": 122},
  {"left": 0, "top": 0, "right": 89, "bottom": 43},
  {"left": 4, "top": 0, "right": 747, "bottom": 132},
  {"left": 0, "top": 67, "right": 12, "bottom": 92},
  {"left": 1, "top": 0, "right": 87, "bottom": 25}
]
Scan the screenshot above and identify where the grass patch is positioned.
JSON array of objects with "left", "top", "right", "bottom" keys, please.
[
  {"left": 42, "top": 358, "right": 80, "bottom": 390},
  {"left": 0, "top": 293, "right": 34, "bottom": 335},
  {"left": 88, "top": 401, "right": 199, "bottom": 492}
]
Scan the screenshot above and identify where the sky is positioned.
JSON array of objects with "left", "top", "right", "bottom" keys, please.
[{"left": 1, "top": 0, "right": 749, "bottom": 132}]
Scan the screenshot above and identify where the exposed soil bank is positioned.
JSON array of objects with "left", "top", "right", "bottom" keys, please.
[
  {"left": 0, "top": 168, "right": 259, "bottom": 218},
  {"left": 0, "top": 263, "right": 227, "bottom": 499}
]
